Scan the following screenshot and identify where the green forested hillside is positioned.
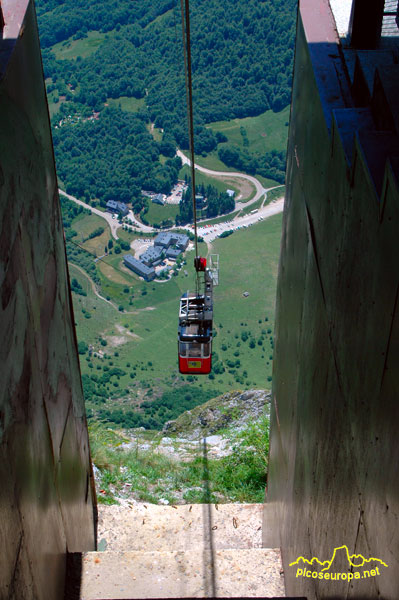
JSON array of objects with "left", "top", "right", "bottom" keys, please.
[
  {"left": 53, "top": 108, "right": 182, "bottom": 204},
  {"left": 36, "top": 0, "right": 296, "bottom": 201}
]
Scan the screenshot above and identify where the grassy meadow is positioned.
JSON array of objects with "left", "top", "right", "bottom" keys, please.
[
  {"left": 52, "top": 30, "right": 108, "bottom": 60},
  {"left": 144, "top": 202, "right": 180, "bottom": 226},
  {"left": 67, "top": 207, "right": 282, "bottom": 421},
  {"left": 206, "top": 106, "right": 290, "bottom": 155}
]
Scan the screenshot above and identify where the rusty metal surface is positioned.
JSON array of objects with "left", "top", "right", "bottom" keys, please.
[
  {"left": 266, "top": 1, "right": 399, "bottom": 598},
  {"left": 0, "top": 1, "right": 96, "bottom": 599}
]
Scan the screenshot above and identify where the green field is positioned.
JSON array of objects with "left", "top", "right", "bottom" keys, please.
[
  {"left": 106, "top": 96, "right": 146, "bottom": 112},
  {"left": 72, "top": 213, "right": 110, "bottom": 256},
  {"left": 52, "top": 31, "right": 108, "bottom": 60},
  {"left": 181, "top": 107, "right": 289, "bottom": 186},
  {"left": 178, "top": 107, "right": 289, "bottom": 188},
  {"left": 183, "top": 152, "right": 238, "bottom": 173},
  {"left": 207, "top": 106, "right": 290, "bottom": 155},
  {"left": 144, "top": 202, "right": 180, "bottom": 226},
  {"left": 67, "top": 207, "right": 282, "bottom": 422}
]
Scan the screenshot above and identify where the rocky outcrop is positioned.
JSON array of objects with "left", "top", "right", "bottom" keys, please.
[{"left": 162, "top": 389, "right": 270, "bottom": 440}]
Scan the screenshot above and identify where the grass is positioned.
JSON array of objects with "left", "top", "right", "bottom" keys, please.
[
  {"left": 72, "top": 213, "right": 110, "bottom": 256},
  {"left": 147, "top": 123, "right": 163, "bottom": 142},
  {"left": 238, "top": 196, "right": 266, "bottom": 216},
  {"left": 179, "top": 165, "right": 244, "bottom": 198},
  {"left": 106, "top": 96, "right": 146, "bottom": 113},
  {"left": 145, "top": 8, "right": 174, "bottom": 29},
  {"left": 266, "top": 186, "right": 285, "bottom": 203},
  {"left": 257, "top": 174, "right": 284, "bottom": 188},
  {"left": 68, "top": 211, "right": 282, "bottom": 401},
  {"left": 179, "top": 108, "right": 289, "bottom": 189},
  {"left": 182, "top": 151, "right": 238, "bottom": 173},
  {"left": 145, "top": 202, "right": 180, "bottom": 226},
  {"left": 52, "top": 31, "right": 108, "bottom": 60},
  {"left": 206, "top": 106, "right": 290, "bottom": 155},
  {"left": 90, "top": 413, "right": 269, "bottom": 505}
]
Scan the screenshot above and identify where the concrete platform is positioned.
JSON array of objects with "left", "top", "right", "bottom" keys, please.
[
  {"left": 80, "top": 548, "right": 285, "bottom": 599},
  {"left": 75, "top": 504, "right": 286, "bottom": 599},
  {"left": 97, "top": 504, "right": 265, "bottom": 552}
]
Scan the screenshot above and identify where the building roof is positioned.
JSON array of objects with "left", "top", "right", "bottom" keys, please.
[
  {"left": 106, "top": 200, "right": 128, "bottom": 213},
  {"left": 154, "top": 232, "right": 189, "bottom": 248},
  {"left": 166, "top": 247, "right": 182, "bottom": 258},
  {"left": 123, "top": 254, "right": 155, "bottom": 277},
  {"left": 141, "top": 246, "right": 164, "bottom": 263},
  {"left": 154, "top": 232, "right": 171, "bottom": 246}
]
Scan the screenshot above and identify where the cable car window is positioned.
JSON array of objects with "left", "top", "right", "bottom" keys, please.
[
  {"left": 179, "top": 342, "right": 189, "bottom": 356},
  {"left": 188, "top": 343, "right": 202, "bottom": 357},
  {"left": 202, "top": 343, "right": 210, "bottom": 358}
]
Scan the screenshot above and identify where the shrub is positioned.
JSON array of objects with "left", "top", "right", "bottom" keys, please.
[{"left": 78, "top": 341, "right": 88, "bottom": 355}]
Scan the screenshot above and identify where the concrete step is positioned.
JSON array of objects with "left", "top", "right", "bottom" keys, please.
[
  {"left": 97, "top": 503, "right": 264, "bottom": 552},
  {"left": 79, "top": 548, "right": 285, "bottom": 599}
]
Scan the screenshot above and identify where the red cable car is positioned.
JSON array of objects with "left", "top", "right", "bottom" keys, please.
[{"left": 178, "top": 256, "right": 218, "bottom": 374}]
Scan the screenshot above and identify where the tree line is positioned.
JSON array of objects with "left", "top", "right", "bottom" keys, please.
[
  {"left": 218, "top": 146, "right": 286, "bottom": 184},
  {"left": 176, "top": 181, "right": 235, "bottom": 224}
]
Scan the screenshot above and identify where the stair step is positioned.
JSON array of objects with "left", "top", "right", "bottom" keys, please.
[
  {"left": 79, "top": 548, "right": 285, "bottom": 599},
  {"left": 97, "top": 504, "right": 264, "bottom": 552}
]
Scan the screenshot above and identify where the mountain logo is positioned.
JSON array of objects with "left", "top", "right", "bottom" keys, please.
[
  {"left": 289, "top": 545, "right": 388, "bottom": 572},
  {"left": 290, "top": 545, "right": 388, "bottom": 582}
]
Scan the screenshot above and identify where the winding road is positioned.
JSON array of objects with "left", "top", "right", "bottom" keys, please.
[
  {"left": 59, "top": 152, "right": 285, "bottom": 245},
  {"left": 176, "top": 150, "right": 267, "bottom": 208},
  {"left": 59, "top": 189, "right": 121, "bottom": 240},
  {"left": 176, "top": 149, "right": 267, "bottom": 205}
]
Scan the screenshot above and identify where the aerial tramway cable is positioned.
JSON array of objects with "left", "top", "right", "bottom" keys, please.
[
  {"left": 177, "top": 0, "right": 219, "bottom": 376},
  {"left": 179, "top": 0, "right": 200, "bottom": 293}
]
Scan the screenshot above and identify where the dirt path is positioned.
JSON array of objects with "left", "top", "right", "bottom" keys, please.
[
  {"left": 69, "top": 263, "right": 120, "bottom": 309},
  {"left": 69, "top": 263, "right": 156, "bottom": 315}
]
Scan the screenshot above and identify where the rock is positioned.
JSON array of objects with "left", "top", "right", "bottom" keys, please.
[{"left": 162, "top": 389, "right": 270, "bottom": 440}]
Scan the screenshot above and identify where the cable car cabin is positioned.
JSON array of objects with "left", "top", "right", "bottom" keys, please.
[{"left": 178, "top": 292, "right": 213, "bottom": 374}]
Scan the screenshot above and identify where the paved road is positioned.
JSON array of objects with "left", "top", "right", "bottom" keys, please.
[
  {"left": 126, "top": 209, "right": 154, "bottom": 233},
  {"left": 177, "top": 149, "right": 268, "bottom": 204},
  {"left": 59, "top": 189, "right": 121, "bottom": 240},
  {"left": 60, "top": 168, "right": 285, "bottom": 245}
]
